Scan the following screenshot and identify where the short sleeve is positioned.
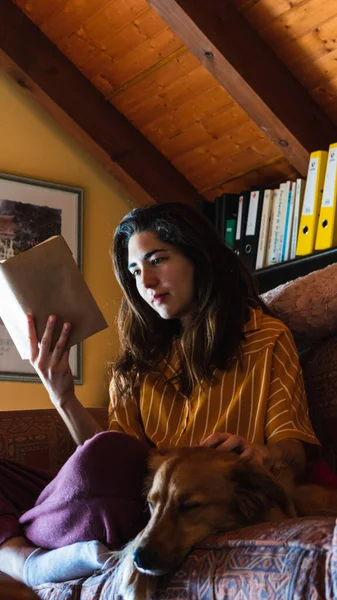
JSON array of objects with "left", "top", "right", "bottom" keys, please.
[
  {"left": 265, "top": 328, "right": 320, "bottom": 446},
  {"left": 108, "top": 383, "right": 148, "bottom": 443}
]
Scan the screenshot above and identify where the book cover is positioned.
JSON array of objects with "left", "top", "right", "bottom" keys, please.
[
  {"left": 276, "top": 181, "right": 291, "bottom": 263},
  {"left": 281, "top": 181, "right": 296, "bottom": 262},
  {"left": 225, "top": 217, "right": 237, "bottom": 249},
  {"left": 242, "top": 188, "right": 264, "bottom": 270},
  {"left": 234, "top": 191, "right": 250, "bottom": 257},
  {"left": 265, "top": 189, "right": 281, "bottom": 266},
  {"left": 290, "top": 179, "right": 305, "bottom": 260},
  {"left": 214, "top": 193, "right": 240, "bottom": 243},
  {"left": 0, "top": 235, "right": 108, "bottom": 359},
  {"left": 255, "top": 189, "right": 273, "bottom": 270},
  {"left": 201, "top": 200, "right": 216, "bottom": 229}
]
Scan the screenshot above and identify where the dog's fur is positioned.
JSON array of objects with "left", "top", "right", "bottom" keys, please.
[{"left": 112, "top": 447, "right": 337, "bottom": 600}]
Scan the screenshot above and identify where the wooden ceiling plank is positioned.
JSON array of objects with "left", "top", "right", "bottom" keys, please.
[
  {"left": 109, "top": 45, "right": 187, "bottom": 102},
  {"left": 260, "top": 0, "right": 337, "bottom": 47},
  {"left": 311, "top": 74, "right": 337, "bottom": 108},
  {"left": 149, "top": 104, "right": 250, "bottom": 155},
  {"left": 145, "top": 0, "right": 337, "bottom": 175},
  {"left": 202, "top": 155, "right": 292, "bottom": 194},
  {"left": 174, "top": 131, "right": 274, "bottom": 184},
  {"left": 169, "top": 120, "right": 262, "bottom": 170},
  {"left": 92, "top": 7, "right": 168, "bottom": 61},
  {"left": 85, "top": 28, "right": 183, "bottom": 97},
  {"left": 235, "top": 0, "right": 305, "bottom": 31},
  {"left": 42, "top": 0, "right": 113, "bottom": 42},
  {"left": 294, "top": 47, "right": 337, "bottom": 91},
  {"left": 79, "top": 0, "right": 149, "bottom": 45},
  {"left": 203, "top": 155, "right": 300, "bottom": 198},
  {"left": 12, "top": 0, "right": 65, "bottom": 26},
  {"left": 60, "top": 5, "right": 167, "bottom": 70},
  {"left": 0, "top": 0, "right": 202, "bottom": 207},
  {"left": 112, "top": 52, "right": 202, "bottom": 117},
  {"left": 274, "top": 17, "right": 337, "bottom": 70},
  {"left": 188, "top": 141, "right": 279, "bottom": 190},
  {"left": 139, "top": 88, "right": 234, "bottom": 145}
]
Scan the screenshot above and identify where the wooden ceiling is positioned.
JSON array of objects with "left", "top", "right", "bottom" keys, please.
[{"left": 2, "top": 0, "right": 337, "bottom": 206}]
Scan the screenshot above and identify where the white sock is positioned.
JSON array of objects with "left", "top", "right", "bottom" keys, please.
[{"left": 23, "top": 540, "right": 110, "bottom": 586}]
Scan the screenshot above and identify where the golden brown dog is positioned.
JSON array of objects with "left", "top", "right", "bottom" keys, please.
[{"left": 113, "top": 446, "right": 337, "bottom": 600}]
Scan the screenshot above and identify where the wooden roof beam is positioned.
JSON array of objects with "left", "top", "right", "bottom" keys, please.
[
  {"left": 0, "top": 0, "right": 202, "bottom": 207},
  {"left": 146, "top": 0, "right": 337, "bottom": 176}
]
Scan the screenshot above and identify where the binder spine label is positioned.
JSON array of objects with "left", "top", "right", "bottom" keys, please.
[
  {"left": 303, "top": 158, "right": 318, "bottom": 215},
  {"left": 246, "top": 191, "right": 260, "bottom": 235},
  {"left": 236, "top": 196, "right": 243, "bottom": 240},
  {"left": 322, "top": 149, "right": 337, "bottom": 208}
]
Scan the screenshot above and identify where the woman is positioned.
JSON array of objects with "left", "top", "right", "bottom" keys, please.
[{"left": 0, "top": 202, "right": 319, "bottom": 585}]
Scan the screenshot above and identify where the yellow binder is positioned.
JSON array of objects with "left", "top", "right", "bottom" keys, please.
[
  {"left": 315, "top": 142, "right": 337, "bottom": 250},
  {"left": 296, "top": 150, "right": 328, "bottom": 256}
]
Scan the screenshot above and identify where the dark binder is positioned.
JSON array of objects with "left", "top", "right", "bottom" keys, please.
[
  {"left": 201, "top": 200, "right": 216, "bottom": 229},
  {"left": 234, "top": 190, "right": 250, "bottom": 257},
  {"left": 214, "top": 193, "right": 240, "bottom": 248},
  {"left": 242, "top": 187, "right": 265, "bottom": 271}
]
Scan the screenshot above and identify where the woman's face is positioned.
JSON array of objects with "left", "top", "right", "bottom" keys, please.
[{"left": 127, "top": 231, "right": 195, "bottom": 323}]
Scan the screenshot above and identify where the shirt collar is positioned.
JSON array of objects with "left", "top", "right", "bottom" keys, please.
[{"left": 242, "top": 305, "right": 263, "bottom": 333}]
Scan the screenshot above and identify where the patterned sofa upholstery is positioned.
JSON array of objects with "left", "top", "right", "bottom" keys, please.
[{"left": 2, "top": 264, "right": 337, "bottom": 599}]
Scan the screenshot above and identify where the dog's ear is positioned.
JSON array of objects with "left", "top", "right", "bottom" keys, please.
[{"left": 229, "top": 459, "right": 292, "bottom": 524}]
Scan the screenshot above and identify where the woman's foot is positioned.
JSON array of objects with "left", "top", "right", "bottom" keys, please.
[
  {"left": 23, "top": 540, "right": 110, "bottom": 586},
  {"left": 0, "top": 536, "right": 36, "bottom": 581}
]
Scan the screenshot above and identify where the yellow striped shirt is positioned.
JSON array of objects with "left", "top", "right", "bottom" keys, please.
[{"left": 109, "top": 306, "right": 319, "bottom": 450}]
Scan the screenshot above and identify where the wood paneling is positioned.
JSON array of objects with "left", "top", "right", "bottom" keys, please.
[
  {"left": 235, "top": 0, "right": 337, "bottom": 138},
  {"left": 12, "top": 0, "right": 64, "bottom": 25},
  {"left": 10, "top": 0, "right": 293, "bottom": 198},
  {"left": 146, "top": 0, "right": 337, "bottom": 173},
  {"left": 204, "top": 156, "right": 299, "bottom": 199},
  {"left": 12, "top": 0, "right": 337, "bottom": 200},
  {"left": 2, "top": 0, "right": 203, "bottom": 207}
]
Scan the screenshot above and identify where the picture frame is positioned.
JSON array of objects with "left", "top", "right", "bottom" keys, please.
[{"left": 0, "top": 173, "right": 83, "bottom": 383}]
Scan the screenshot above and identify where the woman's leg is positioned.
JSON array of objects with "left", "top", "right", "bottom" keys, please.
[
  {"left": 15, "top": 432, "right": 149, "bottom": 585},
  {"left": 0, "top": 538, "right": 35, "bottom": 581},
  {"left": 20, "top": 431, "right": 150, "bottom": 549},
  {"left": 0, "top": 460, "right": 54, "bottom": 580},
  {"left": 1, "top": 432, "right": 149, "bottom": 583}
]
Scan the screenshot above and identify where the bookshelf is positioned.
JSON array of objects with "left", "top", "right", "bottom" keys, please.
[{"left": 253, "top": 247, "right": 337, "bottom": 293}]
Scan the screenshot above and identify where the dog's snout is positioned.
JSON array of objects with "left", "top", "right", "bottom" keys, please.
[{"left": 133, "top": 546, "right": 157, "bottom": 571}]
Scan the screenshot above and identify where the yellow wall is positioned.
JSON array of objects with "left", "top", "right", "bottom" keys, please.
[{"left": 0, "top": 72, "right": 134, "bottom": 410}]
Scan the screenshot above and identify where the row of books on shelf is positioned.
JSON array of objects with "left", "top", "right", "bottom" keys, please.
[{"left": 203, "top": 142, "right": 337, "bottom": 271}]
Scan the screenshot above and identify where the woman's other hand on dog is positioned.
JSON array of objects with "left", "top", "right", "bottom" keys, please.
[{"left": 200, "top": 433, "right": 272, "bottom": 468}]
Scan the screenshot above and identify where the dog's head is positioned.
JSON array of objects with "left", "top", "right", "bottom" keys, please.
[{"left": 133, "top": 446, "right": 292, "bottom": 576}]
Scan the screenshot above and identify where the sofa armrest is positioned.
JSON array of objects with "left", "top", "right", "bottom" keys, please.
[{"left": 0, "top": 407, "right": 108, "bottom": 471}]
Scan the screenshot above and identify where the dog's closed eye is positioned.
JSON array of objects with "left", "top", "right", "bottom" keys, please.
[{"left": 179, "top": 500, "right": 202, "bottom": 512}]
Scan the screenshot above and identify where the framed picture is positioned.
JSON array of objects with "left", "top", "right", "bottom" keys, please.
[{"left": 0, "top": 173, "right": 83, "bottom": 383}]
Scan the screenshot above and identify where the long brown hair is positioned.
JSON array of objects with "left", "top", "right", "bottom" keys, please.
[{"left": 111, "top": 202, "right": 266, "bottom": 399}]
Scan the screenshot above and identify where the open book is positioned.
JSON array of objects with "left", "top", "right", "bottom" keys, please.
[{"left": 0, "top": 235, "right": 108, "bottom": 359}]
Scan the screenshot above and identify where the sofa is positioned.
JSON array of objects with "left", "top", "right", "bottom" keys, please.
[{"left": 2, "top": 263, "right": 337, "bottom": 599}]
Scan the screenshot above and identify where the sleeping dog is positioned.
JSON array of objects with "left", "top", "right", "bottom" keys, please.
[{"left": 113, "top": 446, "right": 337, "bottom": 600}]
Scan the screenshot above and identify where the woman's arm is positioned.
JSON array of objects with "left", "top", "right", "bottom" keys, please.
[{"left": 28, "top": 314, "right": 102, "bottom": 445}]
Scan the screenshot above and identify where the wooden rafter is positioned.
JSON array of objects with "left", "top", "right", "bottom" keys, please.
[
  {"left": 0, "top": 0, "right": 202, "bottom": 207},
  {"left": 145, "top": 0, "right": 337, "bottom": 176}
]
